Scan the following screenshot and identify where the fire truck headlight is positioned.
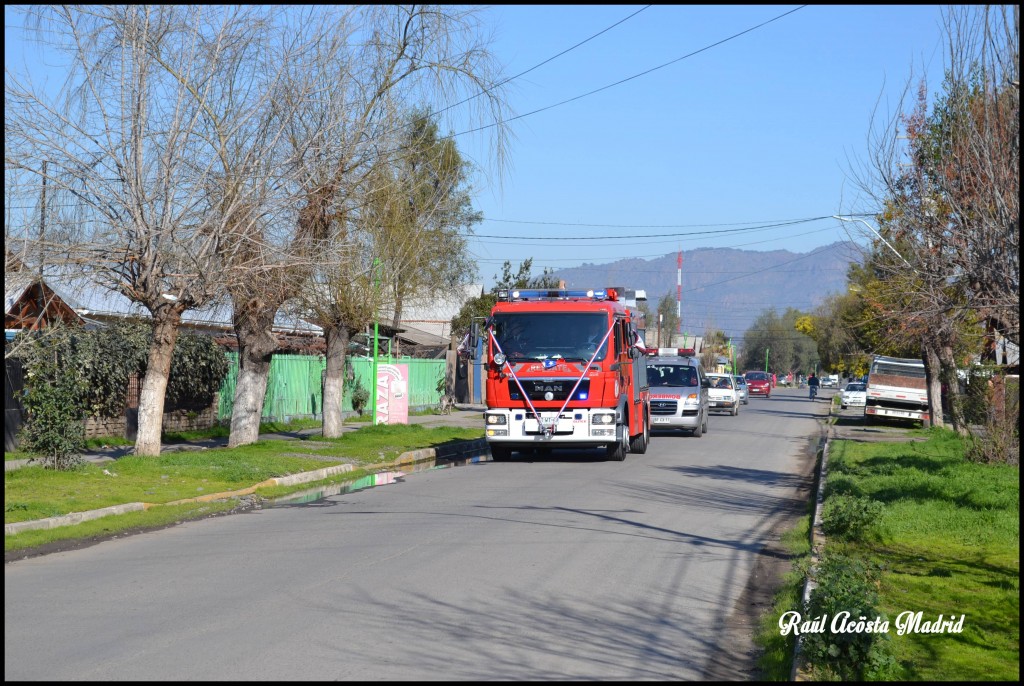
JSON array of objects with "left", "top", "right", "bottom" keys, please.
[
  {"left": 493, "top": 352, "right": 506, "bottom": 367},
  {"left": 591, "top": 413, "right": 615, "bottom": 425},
  {"left": 486, "top": 414, "right": 507, "bottom": 425}
]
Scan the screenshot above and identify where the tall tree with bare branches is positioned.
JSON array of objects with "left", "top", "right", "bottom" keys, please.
[
  {"left": 846, "top": 6, "right": 1017, "bottom": 432},
  {"left": 290, "top": 6, "right": 512, "bottom": 439},
  {"left": 5, "top": 6, "right": 283, "bottom": 455}
]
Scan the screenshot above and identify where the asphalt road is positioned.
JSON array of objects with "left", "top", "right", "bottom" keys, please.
[{"left": 4, "top": 388, "right": 826, "bottom": 680}]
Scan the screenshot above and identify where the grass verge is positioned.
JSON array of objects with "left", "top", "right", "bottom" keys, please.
[
  {"left": 809, "top": 428, "right": 1018, "bottom": 681},
  {"left": 753, "top": 514, "right": 813, "bottom": 680}
]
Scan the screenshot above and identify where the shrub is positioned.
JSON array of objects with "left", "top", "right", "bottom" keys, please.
[
  {"left": 965, "top": 373, "right": 1019, "bottom": 466},
  {"left": 13, "top": 325, "right": 87, "bottom": 469},
  {"left": 802, "top": 552, "right": 896, "bottom": 680},
  {"left": 166, "top": 330, "right": 230, "bottom": 409},
  {"left": 821, "top": 494, "right": 883, "bottom": 540},
  {"left": 11, "top": 321, "right": 230, "bottom": 461},
  {"left": 78, "top": 318, "right": 149, "bottom": 417},
  {"left": 350, "top": 376, "right": 369, "bottom": 416}
]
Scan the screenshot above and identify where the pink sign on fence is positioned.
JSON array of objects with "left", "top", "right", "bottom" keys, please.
[{"left": 375, "top": 364, "right": 409, "bottom": 425}]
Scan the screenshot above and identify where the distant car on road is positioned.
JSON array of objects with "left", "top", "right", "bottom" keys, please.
[
  {"left": 706, "top": 373, "right": 740, "bottom": 415},
  {"left": 744, "top": 371, "right": 771, "bottom": 398},
  {"left": 841, "top": 382, "right": 867, "bottom": 410},
  {"left": 733, "top": 375, "right": 749, "bottom": 405}
]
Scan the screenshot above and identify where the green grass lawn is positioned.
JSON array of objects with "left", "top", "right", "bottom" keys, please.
[{"left": 819, "top": 429, "right": 1019, "bottom": 681}]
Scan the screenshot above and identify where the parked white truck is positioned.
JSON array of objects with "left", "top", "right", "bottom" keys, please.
[{"left": 864, "top": 355, "right": 930, "bottom": 423}]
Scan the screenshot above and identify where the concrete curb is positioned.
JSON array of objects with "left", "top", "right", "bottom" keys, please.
[
  {"left": 5, "top": 503, "right": 147, "bottom": 536},
  {"left": 5, "top": 439, "right": 491, "bottom": 537},
  {"left": 789, "top": 397, "right": 834, "bottom": 681}
]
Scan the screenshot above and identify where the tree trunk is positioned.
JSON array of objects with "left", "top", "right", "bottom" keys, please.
[
  {"left": 228, "top": 306, "right": 279, "bottom": 448},
  {"left": 921, "top": 341, "right": 945, "bottom": 428},
  {"left": 938, "top": 342, "right": 968, "bottom": 435},
  {"left": 135, "top": 308, "right": 183, "bottom": 456},
  {"left": 322, "top": 322, "right": 350, "bottom": 438}
]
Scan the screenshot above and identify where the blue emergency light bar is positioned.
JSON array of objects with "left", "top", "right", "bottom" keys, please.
[{"left": 497, "top": 288, "right": 619, "bottom": 302}]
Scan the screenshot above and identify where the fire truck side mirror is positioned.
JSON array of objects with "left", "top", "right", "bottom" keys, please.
[{"left": 461, "top": 320, "right": 480, "bottom": 360}]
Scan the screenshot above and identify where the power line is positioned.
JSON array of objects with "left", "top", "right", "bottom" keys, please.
[
  {"left": 451, "top": 5, "right": 808, "bottom": 139},
  {"left": 380, "top": 7, "right": 653, "bottom": 142},
  {"left": 470, "top": 215, "right": 830, "bottom": 240}
]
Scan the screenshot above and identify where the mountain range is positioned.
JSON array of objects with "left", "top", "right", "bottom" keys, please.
[{"left": 549, "top": 240, "right": 863, "bottom": 342}]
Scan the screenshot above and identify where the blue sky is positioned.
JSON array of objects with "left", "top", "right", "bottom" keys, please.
[
  {"left": 6, "top": 5, "right": 951, "bottom": 294},
  {"left": 457, "top": 5, "right": 950, "bottom": 289}
]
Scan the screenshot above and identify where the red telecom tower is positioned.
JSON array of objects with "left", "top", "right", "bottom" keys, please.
[{"left": 677, "top": 250, "right": 683, "bottom": 336}]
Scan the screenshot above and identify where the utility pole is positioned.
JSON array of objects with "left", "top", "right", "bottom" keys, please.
[
  {"left": 38, "top": 160, "right": 47, "bottom": 276},
  {"left": 371, "top": 258, "right": 381, "bottom": 426}
]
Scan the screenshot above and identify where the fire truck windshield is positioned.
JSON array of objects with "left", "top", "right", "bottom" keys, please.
[{"left": 492, "top": 312, "right": 610, "bottom": 362}]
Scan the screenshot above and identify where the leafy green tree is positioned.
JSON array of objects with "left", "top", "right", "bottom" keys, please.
[
  {"left": 700, "top": 327, "right": 729, "bottom": 372},
  {"left": 449, "top": 258, "right": 558, "bottom": 337},
  {"left": 655, "top": 293, "right": 679, "bottom": 348},
  {"left": 13, "top": 325, "right": 86, "bottom": 470},
  {"left": 376, "top": 108, "right": 482, "bottom": 354},
  {"left": 740, "top": 307, "right": 816, "bottom": 376}
]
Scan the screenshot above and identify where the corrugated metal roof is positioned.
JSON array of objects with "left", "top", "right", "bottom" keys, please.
[{"left": 8, "top": 271, "right": 321, "bottom": 335}]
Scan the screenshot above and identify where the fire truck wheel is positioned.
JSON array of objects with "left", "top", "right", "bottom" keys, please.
[
  {"left": 606, "top": 428, "right": 628, "bottom": 461},
  {"left": 490, "top": 445, "right": 512, "bottom": 462},
  {"left": 629, "top": 415, "right": 649, "bottom": 454}
]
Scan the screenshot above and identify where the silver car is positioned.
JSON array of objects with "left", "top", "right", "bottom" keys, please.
[
  {"left": 733, "top": 375, "right": 749, "bottom": 404},
  {"left": 646, "top": 354, "right": 710, "bottom": 437}
]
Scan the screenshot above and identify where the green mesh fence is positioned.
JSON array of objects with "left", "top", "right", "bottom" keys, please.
[{"left": 217, "top": 353, "right": 446, "bottom": 422}]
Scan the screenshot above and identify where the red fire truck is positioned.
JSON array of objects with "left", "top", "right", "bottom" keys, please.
[{"left": 477, "top": 288, "right": 650, "bottom": 461}]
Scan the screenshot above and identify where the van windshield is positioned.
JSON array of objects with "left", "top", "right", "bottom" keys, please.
[{"left": 648, "top": 364, "right": 699, "bottom": 387}]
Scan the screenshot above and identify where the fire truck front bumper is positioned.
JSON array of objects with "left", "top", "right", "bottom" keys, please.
[{"left": 484, "top": 408, "right": 618, "bottom": 446}]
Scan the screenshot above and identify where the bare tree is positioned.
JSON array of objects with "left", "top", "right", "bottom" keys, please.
[
  {"left": 289, "top": 5, "right": 513, "bottom": 439},
  {"left": 210, "top": 8, "right": 357, "bottom": 448},
  {"left": 844, "top": 6, "right": 1018, "bottom": 433},
  {"left": 934, "top": 6, "right": 1019, "bottom": 349},
  {"left": 5, "top": 6, "right": 285, "bottom": 455}
]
